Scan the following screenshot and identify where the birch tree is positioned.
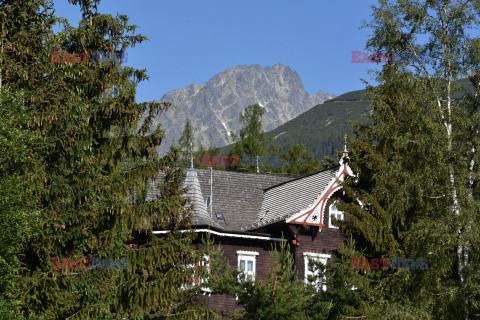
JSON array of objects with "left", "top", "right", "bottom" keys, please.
[{"left": 338, "top": 0, "right": 480, "bottom": 319}]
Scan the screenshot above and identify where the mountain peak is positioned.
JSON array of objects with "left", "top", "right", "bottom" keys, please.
[{"left": 156, "top": 64, "right": 335, "bottom": 155}]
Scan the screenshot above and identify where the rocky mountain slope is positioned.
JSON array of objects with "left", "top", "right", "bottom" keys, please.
[
  {"left": 217, "top": 77, "right": 475, "bottom": 162},
  {"left": 217, "top": 89, "right": 371, "bottom": 161},
  {"left": 155, "top": 63, "right": 335, "bottom": 155}
]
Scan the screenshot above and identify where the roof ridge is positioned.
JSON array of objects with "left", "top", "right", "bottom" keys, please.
[
  {"left": 188, "top": 167, "right": 298, "bottom": 179},
  {"left": 263, "top": 166, "right": 339, "bottom": 192}
]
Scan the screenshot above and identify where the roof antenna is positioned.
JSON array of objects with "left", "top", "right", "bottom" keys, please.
[
  {"left": 209, "top": 166, "right": 213, "bottom": 218},
  {"left": 341, "top": 108, "right": 349, "bottom": 161},
  {"left": 344, "top": 107, "right": 348, "bottom": 153},
  {"left": 190, "top": 141, "right": 194, "bottom": 169}
]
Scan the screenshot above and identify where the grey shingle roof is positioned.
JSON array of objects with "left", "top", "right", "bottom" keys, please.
[
  {"left": 146, "top": 166, "right": 342, "bottom": 232},
  {"left": 184, "top": 169, "right": 225, "bottom": 229},
  {"left": 146, "top": 168, "right": 294, "bottom": 231},
  {"left": 145, "top": 168, "right": 223, "bottom": 229},
  {"left": 195, "top": 169, "right": 294, "bottom": 231},
  {"left": 242, "top": 167, "right": 339, "bottom": 231}
]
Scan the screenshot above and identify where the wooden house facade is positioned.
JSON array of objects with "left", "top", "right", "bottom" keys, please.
[{"left": 145, "top": 148, "right": 353, "bottom": 317}]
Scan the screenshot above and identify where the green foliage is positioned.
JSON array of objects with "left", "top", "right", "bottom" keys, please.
[
  {"left": 0, "top": 88, "right": 37, "bottom": 319},
  {"left": 219, "top": 93, "right": 371, "bottom": 161},
  {"left": 318, "top": 238, "right": 382, "bottom": 320},
  {"left": 116, "top": 148, "right": 216, "bottom": 319},
  {"left": 280, "top": 144, "right": 321, "bottom": 175},
  {"left": 225, "top": 104, "right": 322, "bottom": 176},
  {"left": 0, "top": 0, "right": 213, "bottom": 318},
  {"left": 176, "top": 119, "right": 228, "bottom": 170},
  {"left": 196, "top": 144, "right": 223, "bottom": 169},
  {"left": 335, "top": 0, "right": 480, "bottom": 319},
  {"left": 229, "top": 104, "right": 274, "bottom": 172},
  {"left": 0, "top": 1, "right": 59, "bottom": 318},
  {"left": 266, "top": 98, "right": 370, "bottom": 161},
  {"left": 209, "top": 240, "right": 323, "bottom": 320},
  {"left": 264, "top": 77, "right": 473, "bottom": 162},
  {"left": 219, "top": 79, "right": 473, "bottom": 164},
  {"left": 178, "top": 118, "right": 197, "bottom": 167}
]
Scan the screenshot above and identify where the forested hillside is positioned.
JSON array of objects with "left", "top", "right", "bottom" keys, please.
[
  {"left": 219, "top": 77, "right": 474, "bottom": 161},
  {"left": 265, "top": 89, "right": 370, "bottom": 160},
  {"left": 218, "top": 88, "right": 370, "bottom": 160}
]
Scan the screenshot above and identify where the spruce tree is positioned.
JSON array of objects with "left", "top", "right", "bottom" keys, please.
[
  {"left": 300, "top": 237, "right": 379, "bottom": 320},
  {"left": 0, "top": 0, "right": 214, "bottom": 318},
  {"left": 116, "top": 147, "right": 216, "bottom": 319},
  {"left": 0, "top": 88, "right": 38, "bottom": 319},
  {"left": 0, "top": 1, "right": 61, "bottom": 318},
  {"left": 229, "top": 104, "right": 273, "bottom": 173},
  {"left": 178, "top": 118, "right": 197, "bottom": 167},
  {"left": 209, "top": 241, "right": 319, "bottom": 320},
  {"left": 279, "top": 144, "right": 320, "bottom": 176}
]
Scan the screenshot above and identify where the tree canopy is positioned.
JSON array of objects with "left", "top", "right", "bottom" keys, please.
[
  {"left": 333, "top": 0, "right": 480, "bottom": 319},
  {"left": 0, "top": 0, "right": 214, "bottom": 318}
]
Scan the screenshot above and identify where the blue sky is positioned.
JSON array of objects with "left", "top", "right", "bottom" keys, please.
[{"left": 53, "top": 0, "right": 381, "bottom": 102}]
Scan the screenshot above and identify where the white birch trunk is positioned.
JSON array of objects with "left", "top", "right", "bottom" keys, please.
[{"left": 435, "top": 42, "right": 469, "bottom": 317}]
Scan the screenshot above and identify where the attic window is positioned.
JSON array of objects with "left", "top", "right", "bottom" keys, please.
[
  {"left": 329, "top": 203, "right": 344, "bottom": 229},
  {"left": 206, "top": 196, "right": 211, "bottom": 209},
  {"left": 216, "top": 214, "right": 225, "bottom": 221}
]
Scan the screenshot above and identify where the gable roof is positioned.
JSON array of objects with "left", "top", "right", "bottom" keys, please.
[
  {"left": 146, "top": 168, "right": 294, "bottom": 231},
  {"left": 196, "top": 169, "right": 296, "bottom": 230},
  {"left": 146, "top": 157, "right": 351, "bottom": 233},
  {"left": 241, "top": 167, "right": 338, "bottom": 231},
  {"left": 285, "top": 149, "right": 354, "bottom": 227}
]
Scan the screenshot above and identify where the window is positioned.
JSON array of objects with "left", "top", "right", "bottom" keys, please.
[
  {"left": 329, "top": 202, "right": 344, "bottom": 229},
  {"left": 303, "top": 252, "right": 330, "bottom": 291},
  {"left": 197, "top": 255, "right": 210, "bottom": 288},
  {"left": 237, "top": 250, "right": 259, "bottom": 281},
  {"left": 185, "top": 254, "right": 210, "bottom": 292}
]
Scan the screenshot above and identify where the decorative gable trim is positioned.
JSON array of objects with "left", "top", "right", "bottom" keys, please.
[{"left": 286, "top": 148, "right": 353, "bottom": 229}]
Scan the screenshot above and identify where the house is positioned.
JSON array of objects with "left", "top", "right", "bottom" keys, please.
[{"left": 145, "top": 147, "right": 353, "bottom": 317}]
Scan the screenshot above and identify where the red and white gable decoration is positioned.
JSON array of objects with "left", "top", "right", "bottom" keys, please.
[{"left": 286, "top": 147, "right": 353, "bottom": 229}]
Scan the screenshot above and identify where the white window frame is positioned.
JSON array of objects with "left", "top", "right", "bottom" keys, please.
[
  {"left": 237, "top": 250, "right": 259, "bottom": 282},
  {"left": 198, "top": 255, "right": 210, "bottom": 292},
  {"left": 328, "top": 202, "right": 344, "bottom": 229},
  {"left": 303, "top": 252, "right": 330, "bottom": 291},
  {"left": 185, "top": 254, "right": 210, "bottom": 293}
]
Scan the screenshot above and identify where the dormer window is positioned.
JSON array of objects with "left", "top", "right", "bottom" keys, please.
[{"left": 329, "top": 202, "right": 344, "bottom": 229}]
